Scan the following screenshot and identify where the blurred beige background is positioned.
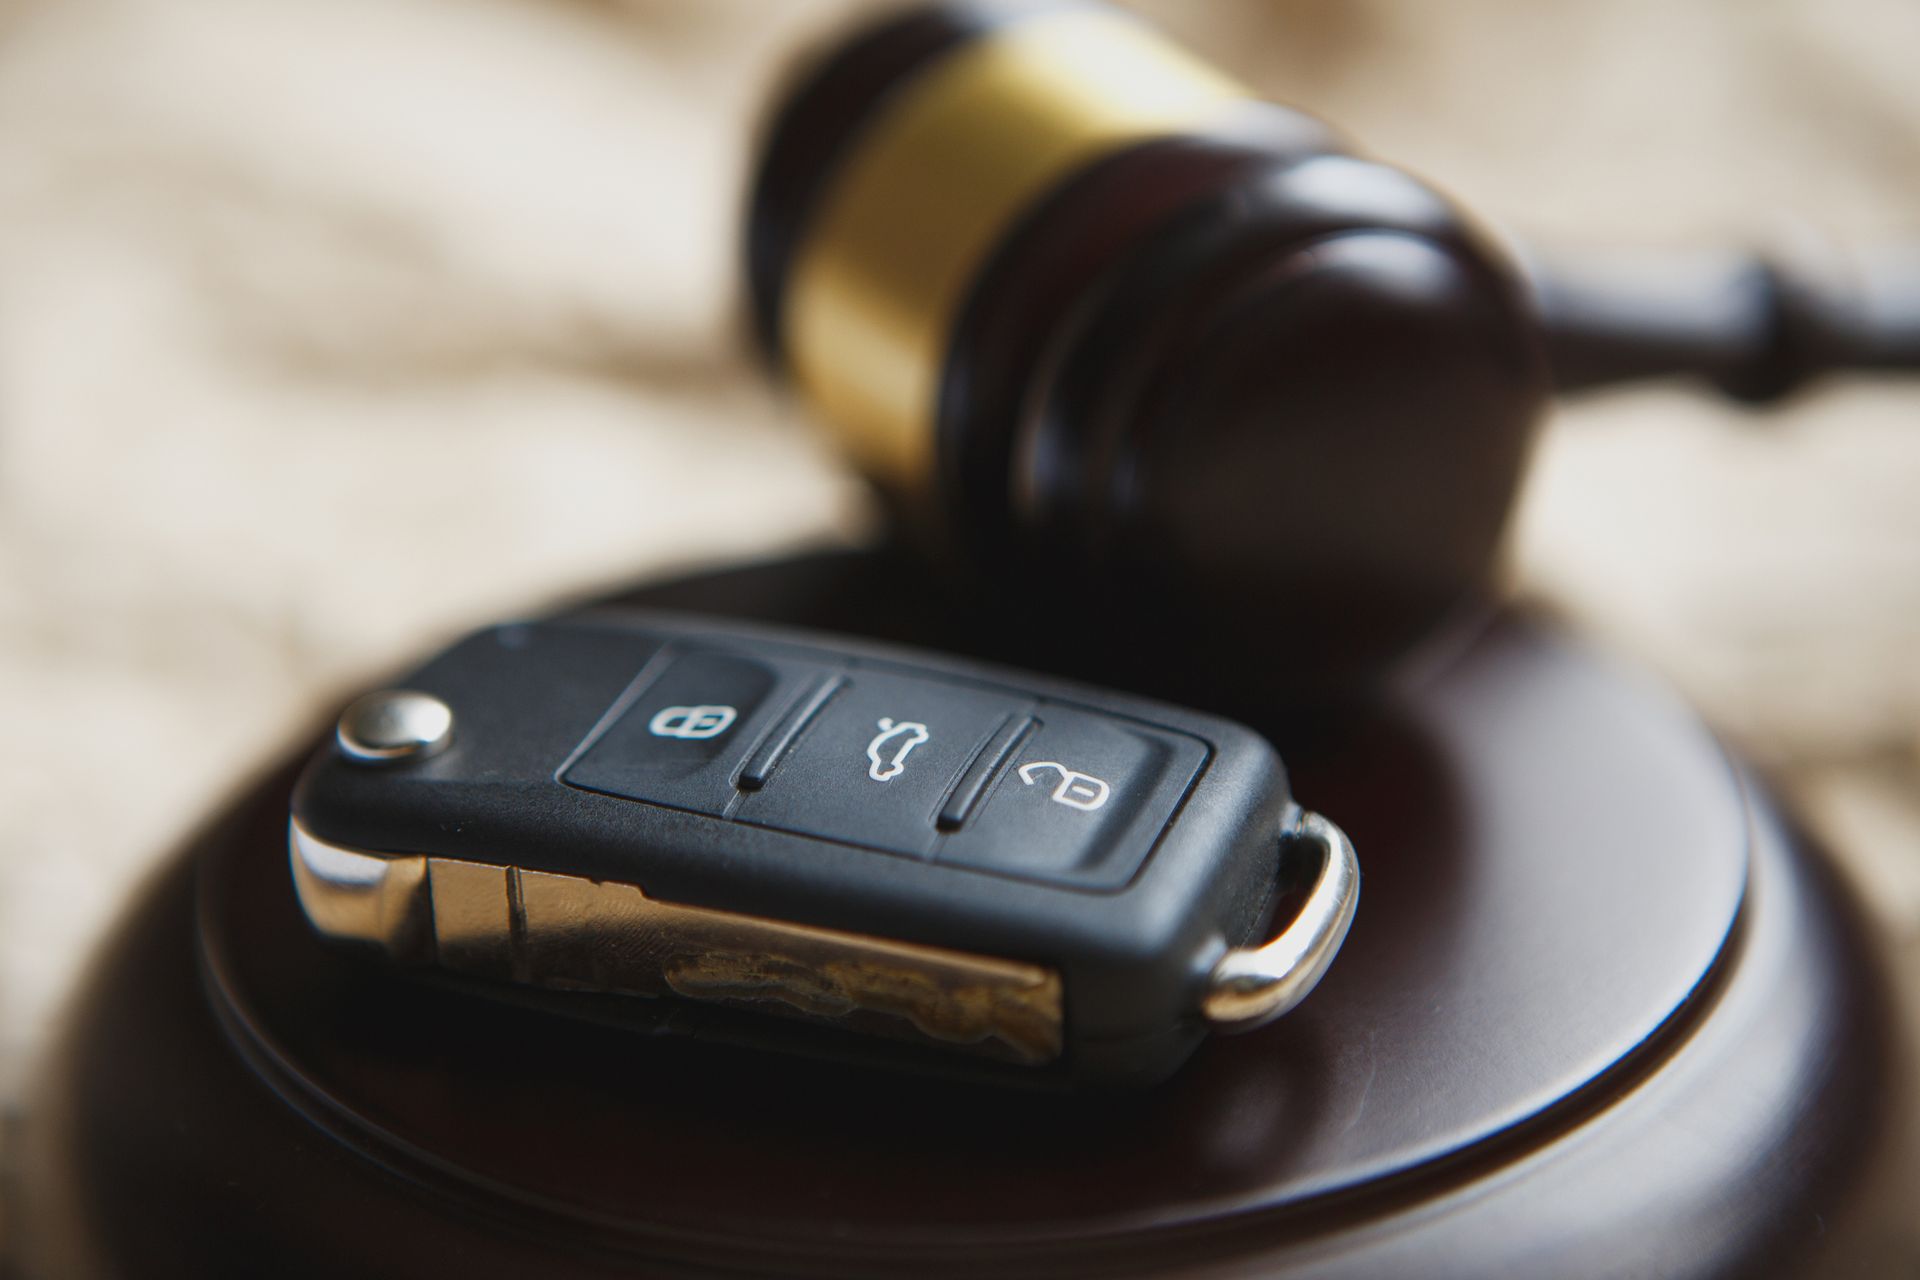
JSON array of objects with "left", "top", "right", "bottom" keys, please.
[{"left": 1, "top": 0, "right": 1918, "bottom": 1108}]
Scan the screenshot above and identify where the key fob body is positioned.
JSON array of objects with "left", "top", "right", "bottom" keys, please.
[{"left": 289, "top": 611, "right": 1357, "bottom": 1087}]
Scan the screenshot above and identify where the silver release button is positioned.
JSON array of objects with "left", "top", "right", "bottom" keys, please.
[{"left": 336, "top": 690, "right": 453, "bottom": 764}]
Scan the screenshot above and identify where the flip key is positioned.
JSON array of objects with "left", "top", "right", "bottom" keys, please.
[{"left": 290, "top": 610, "right": 1359, "bottom": 1087}]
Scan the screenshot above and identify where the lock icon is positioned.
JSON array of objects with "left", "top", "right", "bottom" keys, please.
[
  {"left": 647, "top": 704, "right": 738, "bottom": 740},
  {"left": 1018, "top": 761, "right": 1112, "bottom": 812}
]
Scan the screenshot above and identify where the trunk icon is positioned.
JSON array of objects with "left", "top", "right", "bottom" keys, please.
[{"left": 866, "top": 718, "right": 930, "bottom": 782}]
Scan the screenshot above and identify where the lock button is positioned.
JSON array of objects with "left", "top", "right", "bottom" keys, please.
[
  {"left": 935, "top": 705, "right": 1209, "bottom": 888},
  {"left": 563, "top": 647, "right": 822, "bottom": 815}
]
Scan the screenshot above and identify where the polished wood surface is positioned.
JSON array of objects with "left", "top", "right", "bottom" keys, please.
[{"left": 14, "top": 552, "right": 1908, "bottom": 1276}]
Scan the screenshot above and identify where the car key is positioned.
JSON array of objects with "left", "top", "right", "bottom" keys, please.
[{"left": 288, "top": 610, "right": 1359, "bottom": 1087}]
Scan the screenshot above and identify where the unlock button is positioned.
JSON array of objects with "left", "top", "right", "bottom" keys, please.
[{"left": 937, "top": 707, "right": 1208, "bottom": 889}]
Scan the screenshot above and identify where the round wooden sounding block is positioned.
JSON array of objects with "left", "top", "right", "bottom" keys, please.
[{"left": 16, "top": 551, "right": 1901, "bottom": 1277}]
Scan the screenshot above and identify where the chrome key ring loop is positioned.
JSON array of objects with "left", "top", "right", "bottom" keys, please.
[{"left": 1202, "top": 810, "right": 1361, "bottom": 1032}]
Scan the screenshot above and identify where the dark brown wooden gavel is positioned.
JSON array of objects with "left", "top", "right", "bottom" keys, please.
[{"left": 745, "top": 3, "right": 1920, "bottom": 694}]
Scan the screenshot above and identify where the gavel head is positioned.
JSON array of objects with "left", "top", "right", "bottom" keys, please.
[{"left": 747, "top": 4, "right": 1549, "bottom": 697}]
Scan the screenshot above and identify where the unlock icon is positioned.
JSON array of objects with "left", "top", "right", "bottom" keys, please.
[{"left": 1018, "top": 761, "right": 1111, "bottom": 812}]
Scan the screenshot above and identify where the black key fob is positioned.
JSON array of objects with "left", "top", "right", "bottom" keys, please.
[{"left": 289, "top": 611, "right": 1358, "bottom": 1087}]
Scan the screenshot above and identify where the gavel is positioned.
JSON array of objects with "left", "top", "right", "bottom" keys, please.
[{"left": 745, "top": 3, "right": 1920, "bottom": 693}]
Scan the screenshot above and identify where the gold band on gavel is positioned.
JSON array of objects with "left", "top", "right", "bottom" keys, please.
[{"left": 782, "top": 7, "right": 1251, "bottom": 493}]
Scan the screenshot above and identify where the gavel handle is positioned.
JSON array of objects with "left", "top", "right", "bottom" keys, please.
[{"left": 1526, "top": 238, "right": 1920, "bottom": 403}]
